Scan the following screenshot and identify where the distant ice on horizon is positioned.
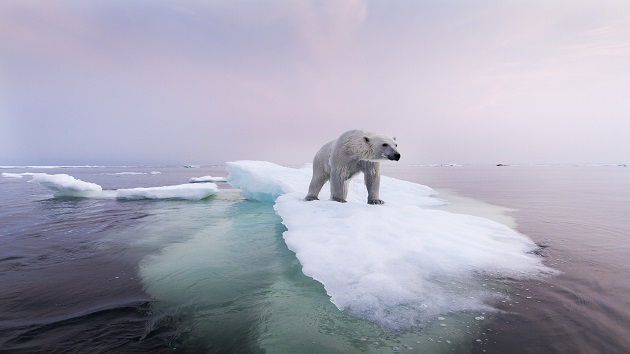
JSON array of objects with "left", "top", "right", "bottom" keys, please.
[
  {"left": 226, "top": 160, "right": 558, "bottom": 329},
  {"left": 0, "top": 165, "right": 108, "bottom": 169},
  {"left": 100, "top": 172, "right": 147, "bottom": 176},
  {"left": 2, "top": 172, "right": 36, "bottom": 178}
]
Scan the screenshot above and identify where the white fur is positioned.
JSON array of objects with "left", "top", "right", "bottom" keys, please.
[{"left": 304, "top": 129, "right": 400, "bottom": 204}]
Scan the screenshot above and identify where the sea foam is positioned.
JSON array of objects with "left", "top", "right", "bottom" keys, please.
[{"left": 227, "top": 160, "right": 557, "bottom": 328}]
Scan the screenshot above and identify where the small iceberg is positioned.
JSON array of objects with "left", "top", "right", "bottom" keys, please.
[
  {"left": 30, "top": 173, "right": 103, "bottom": 198},
  {"left": 227, "top": 160, "right": 557, "bottom": 329},
  {"left": 116, "top": 184, "right": 218, "bottom": 200},
  {"left": 28, "top": 173, "right": 218, "bottom": 200},
  {"left": 189, "top": 175, "right": 227, "bottom": 183},
  {"left": 2, "top": 172, "right": 36, "bottom": 179}
]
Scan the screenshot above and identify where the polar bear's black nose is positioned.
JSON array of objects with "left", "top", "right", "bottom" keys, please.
[{"left": 392, "top": 153, "right": 401, "bottom": 161}]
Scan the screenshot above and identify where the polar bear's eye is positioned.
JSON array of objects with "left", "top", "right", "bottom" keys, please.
[{"left": 382, "top": 143, "right": 388, "bottom": 147}]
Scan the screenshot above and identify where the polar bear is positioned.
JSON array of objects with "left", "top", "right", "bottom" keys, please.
[{"left": 304, "top": 129, "right": 401, "bottom": 204}]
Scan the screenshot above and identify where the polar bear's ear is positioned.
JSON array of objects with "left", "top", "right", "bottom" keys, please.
[
  {"left": 363, "top": 136, "right": 370, "bottom": 143},
  {"left": 393, "top": 136, "right": 397, "bottom": 141}
]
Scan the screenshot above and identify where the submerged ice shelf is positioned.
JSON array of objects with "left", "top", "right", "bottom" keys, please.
[{"left": 227, "top": 160, "right": 557, "bottom": 329}]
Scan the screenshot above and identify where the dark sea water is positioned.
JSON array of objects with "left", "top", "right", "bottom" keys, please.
[
  {"left": 1, "top": 164, "right": 629, "bottom": 353},
  {"left": 383, "top": 165, "right": 630, "bottom": 354}
]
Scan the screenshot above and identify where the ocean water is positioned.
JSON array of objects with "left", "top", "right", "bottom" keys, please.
[{"left": 1, "top": 164, "right": 629, "bottom": 353}]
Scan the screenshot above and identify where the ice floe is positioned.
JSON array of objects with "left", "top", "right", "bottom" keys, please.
[
  {"left": 189, "top": 175, "right": 227, "bottom": 183},
  {"left": 27, "top": 173, "right": 217, "bottom": 200},
  {"left": 226, "top": 160, "right": 557, "bottom": 328}
]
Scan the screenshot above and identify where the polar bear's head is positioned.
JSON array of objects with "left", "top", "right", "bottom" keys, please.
[{"left": 363, "top": 134, "right": 401, "bottom": 161}]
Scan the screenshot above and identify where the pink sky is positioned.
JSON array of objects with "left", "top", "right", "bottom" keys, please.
[{"left": 1, "top": 0, "right": 629, "bottom": 165}]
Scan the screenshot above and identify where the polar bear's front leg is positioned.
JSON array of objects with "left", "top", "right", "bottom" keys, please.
[
  {"left": 362, "top": 161, "right": 384, "bottom": 205},
  {"left": 330, "top": 174, "right": 349, "bottom": 203}
]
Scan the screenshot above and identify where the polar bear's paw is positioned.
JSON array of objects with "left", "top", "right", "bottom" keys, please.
[{"left": 368, "top": 199, "right": 385, "bottom": 205}]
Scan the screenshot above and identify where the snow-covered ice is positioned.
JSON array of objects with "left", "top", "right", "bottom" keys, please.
[
  {"left": 30, "top": 173, "right": 103, "bottom": 198},
  {"left": 116, "top": 184, "right": 218, "bottom": 200},
  {"left": 189, "top": 175, "right": 227, "bottom": 183},
  {"left": 27, "top": 173, "right": 218, "bottom": 200},
  {"left": 2, "top": 172, "right": 36, "bottom": 179},
  {"left": 227, "top": 160, "right": 557, "bottom": 328}
]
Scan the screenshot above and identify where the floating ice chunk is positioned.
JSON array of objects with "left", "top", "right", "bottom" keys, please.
[
  {"left": 226, "top": 160, "right": 558, "bottom": 329},
  {"left": 2, "top": 172, "right": 35, "bottom": 178},
  {"left": 189, "top": 175, "right": 227, "bottom": 183},
  {"left": 150, "top": 171, "right": 162, "bottom": 175},
  {"left": 116, "top": 184, "right": 218, "bottom": 200},
  {"left": 27, "top": 173, "right": 218, "bottom": 200},
  {"left": 29, "top": 173, "right": 103, "bottom": 197}
]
